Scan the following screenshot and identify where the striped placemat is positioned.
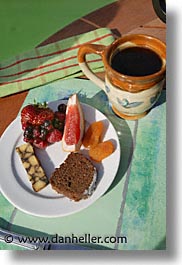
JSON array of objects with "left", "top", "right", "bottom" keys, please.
[{"left": 0, "top": 28, "right": 114, "bottom": 97}]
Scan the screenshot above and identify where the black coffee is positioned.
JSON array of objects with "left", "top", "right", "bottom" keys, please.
[{"left": 111, "top": 47, "right": 162, "bottom": 76}]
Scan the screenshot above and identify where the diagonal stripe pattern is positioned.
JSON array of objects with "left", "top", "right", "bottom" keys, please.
[{"left": 0, "top": 28, "right": 114, "bottom": 97}]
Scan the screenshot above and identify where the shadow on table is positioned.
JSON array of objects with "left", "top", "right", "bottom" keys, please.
[
  {"left": 39, "top": 1, "right": 121, "bottom": 46},
  {"left": 154, "top": 236, "right": 166, "bottom": 250},
  {"left": 152, "top": 89, "right": 166, "bottom": 109},
  {"left": 105, "top": 113, "right": 133, "bottom": 194},
  {"left": 0, "top": 217, "right": 112, "bottom": 250},
  {"left": 0, "top": 217, "right": 166, "bottom": 250},
  {"left": 78, "top": 90, "right": 134, "bottom": 194},
  {"left": 78, "top": 88, "right": 166, "bottom": 196}
]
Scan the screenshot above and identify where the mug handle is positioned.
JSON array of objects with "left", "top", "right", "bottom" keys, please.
[{"left": 78, "top": 44, "right": 106, "bottom": 90}]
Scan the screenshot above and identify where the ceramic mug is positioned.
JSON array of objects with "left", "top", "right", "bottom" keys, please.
[
  {"left": 152, "top": 0, "right": 166, "bottom": 23},
  {"left": 78, "top": 34, "right": 166, "bottom": 120}
]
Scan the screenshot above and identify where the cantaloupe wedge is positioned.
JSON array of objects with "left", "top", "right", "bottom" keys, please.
[{"left": 62, "top": 94, "right": 84, "bottom": 152}]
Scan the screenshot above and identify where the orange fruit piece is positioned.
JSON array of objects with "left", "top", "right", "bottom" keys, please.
[
  {"left": 89, "top": 140, "right": 115, "bottom": 162},
  {"left": 62, "top": 94, "right": 84, "bottom": 152},
  {"left": 83, "top": 121, "right": 104, "bottom": 148},
  {"left": 63, "top": 105, "right": 80, "bottom": 145}
]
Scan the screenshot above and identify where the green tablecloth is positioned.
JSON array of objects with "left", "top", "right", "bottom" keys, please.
[{"left": 0, "top": 78, "right": 166, "bottom": 250}]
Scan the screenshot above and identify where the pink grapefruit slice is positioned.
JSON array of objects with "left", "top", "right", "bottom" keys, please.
[{"left": 62, "top": 94, "right": 84, "bottom": 152}]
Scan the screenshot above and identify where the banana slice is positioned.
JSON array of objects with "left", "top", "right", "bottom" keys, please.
[{"left": 16, "top": 143, "right": 49, "bottom": 192}]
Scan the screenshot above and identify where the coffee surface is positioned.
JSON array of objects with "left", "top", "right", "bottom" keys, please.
[{"left": 111, "top": 47, "right": 162, "bottom": 76}]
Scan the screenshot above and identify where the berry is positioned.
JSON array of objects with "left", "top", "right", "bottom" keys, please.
[
  {"left": 52, "top": 118, "right": 60, "bottom": 129},
  {"left": 39, "top": 128, "right": 48, "bottom": 140},
  {"left": 58, "top": 103, "right": 67, "bottom": 113},
  {"left": 21, "top": 101, "right": 67, "bottom": 149},
  {"left": 43, "top": 120, "right": 53, "bottom": 131},
  {"left": 34, "top": 109, "right": 54, "bottom": 125},
  {"left": 21, "top": 102, "right": 54, "bottom": 126},
  {"left": 21, "top": 105, "right": 37, "bottom": 124},
  {"left": 21, "top": 119, "right": 27, "bottom": 130},
  {"left": 58, "top": 122, "right": 64, "bottom": 132},
  {"left": 33, "top": 126, "right": 41, "bottom": 138},
  {"left": 23, "top": 136, "right": 33, "bottom": 143},
  {"left": 46, "top": 129, "right": 63, "bottom": 143},
  {"left": 55, "top": 111, "right": 65, "bottom": 122},
  {"left": 23, "top": 125, "right": 33, "bottom": 139},
  {"left": 33, "top": 139, "right": 48, "bottom": 149}
]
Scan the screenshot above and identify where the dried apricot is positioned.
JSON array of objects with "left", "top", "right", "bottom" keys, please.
[
  {"left": 83, "top": 121, "right": 104, "bottom": 148},
  {"left": 89, "top": 140, "right": 115, "bottom": 162}
]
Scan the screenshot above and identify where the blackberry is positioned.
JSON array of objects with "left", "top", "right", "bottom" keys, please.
[{"left": 58, "top": 103, "right": 67, "bottom": 113}]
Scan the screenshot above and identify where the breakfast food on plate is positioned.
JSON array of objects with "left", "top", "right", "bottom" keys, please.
[
  {"left": 62, "top": 94, "right": 84, "bottom": 152},
  {"left": 83, "top": 121, "right": 104, "bottom": 148},
  {"left": 15, "top": 93, "right": 116, "bottom": 202},
  {"left": 16, "top": 143, "right": 49, "bottom": 192},
  {"left": 21, "top": 101, "right": 66, "bottom": 149},
  {"left": 50, "top": 153, "right": 97, "bottom": 201},
  {"left": 89, "top": 140, "right": 115, "bottom": 163}
]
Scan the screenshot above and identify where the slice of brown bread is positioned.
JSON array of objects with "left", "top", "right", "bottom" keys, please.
[{"left": 50, "top": 153, "right": 96, "bottom": 201}]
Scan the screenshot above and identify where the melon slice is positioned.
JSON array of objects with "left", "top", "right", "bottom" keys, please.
[{"left": 62, "top": 94, "right": 84, "bottom": 152}]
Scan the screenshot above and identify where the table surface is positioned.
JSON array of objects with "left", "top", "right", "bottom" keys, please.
[
  {"left": 0, "top": 0, "right": 166, "bottom": 137},
  {"left": 0, "top": 0, "right": 166, "bottom": 251}
]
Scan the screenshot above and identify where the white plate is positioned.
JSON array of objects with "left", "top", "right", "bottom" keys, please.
[{"left": 0, "top": 101, "right": 120, "bottom": 217}]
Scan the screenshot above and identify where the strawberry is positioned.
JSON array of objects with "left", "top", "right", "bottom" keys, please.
[
  {"left": 23, "top": 137, "right": 33, "bottom": 143},
  {"left": 33, "top": 138, "right": 48, "bottom": 149},
  {"left": 21, "top": 101, "right": 66, "bottom": 149},
  {"left": 34, "top": 109, "right": 54, "bottom": 125},
  {"left": 21, "top": 119, "right": 28, "bottom": 130},
  {"left": 21, "top": 105, "right": 37, "bottom": 125},
  {"left": 46, "top": 129, "right": 63, "bottom": 143}
]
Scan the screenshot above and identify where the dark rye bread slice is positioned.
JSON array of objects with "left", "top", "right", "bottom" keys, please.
[{"left": 50, "top": 153, "right": 96, "bottom": 201}]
